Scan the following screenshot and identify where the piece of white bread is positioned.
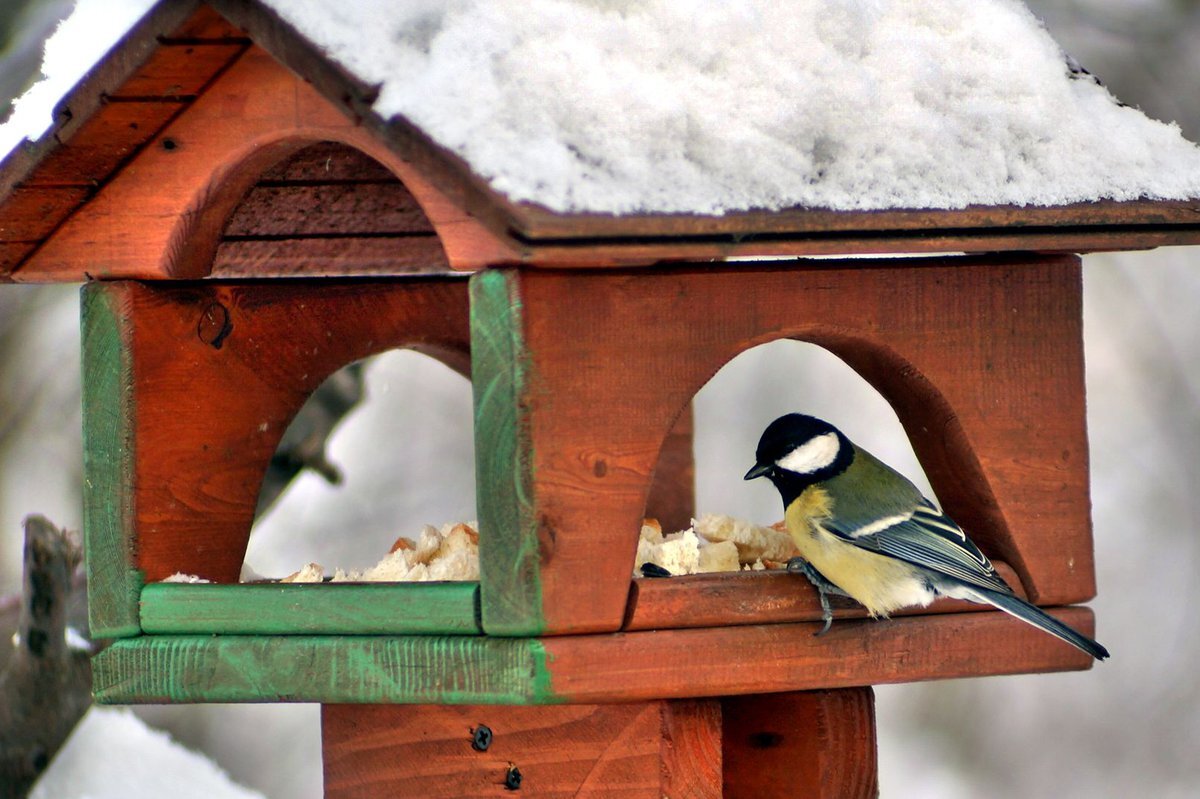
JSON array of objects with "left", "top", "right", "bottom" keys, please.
[
  {"left": 280, "top": 563, "right": 325, "bottom": 583},
  {"left": 332, "top": 522, "right": 480, "bottom": 582},
  {"left": 693, "top": 513, "right": 798, "bottom": 563},
  {"left": 634, "top": 518, "right": 751, "bottom": 576}
]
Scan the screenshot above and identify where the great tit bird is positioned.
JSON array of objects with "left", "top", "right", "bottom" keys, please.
[{"left": 745, "top": 413, "right": 1109, "bottom": 660}]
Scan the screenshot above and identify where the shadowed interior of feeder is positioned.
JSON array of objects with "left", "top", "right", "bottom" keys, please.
[{"left": 212, "top": 141, "right": 450, "bottom": 277}]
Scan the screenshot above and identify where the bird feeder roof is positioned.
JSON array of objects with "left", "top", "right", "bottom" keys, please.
[{"left": 2, "top": 0, "right": 1200, "bottom": 281}]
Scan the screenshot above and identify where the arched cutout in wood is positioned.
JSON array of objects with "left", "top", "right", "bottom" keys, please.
[
  {"left": 473, "top": 256, "right": 1092, "bottom": 635},
  {"left": 247, "top": 349, "right": 477, "bottom": 580},
  {"left": 645, "top": 332, "right": 1022, "bottom": 589},
  {"left": 93, "top": 277, "right": 471, "bottom": 585}
]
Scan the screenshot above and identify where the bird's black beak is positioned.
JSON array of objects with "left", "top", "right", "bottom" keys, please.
[{"left": 744, "top": 462, "right": 772, "bottom": 480}]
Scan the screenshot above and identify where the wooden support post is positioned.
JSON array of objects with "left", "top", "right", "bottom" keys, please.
[
  {"left": 322, "top": 691, "right": 876, "bottom": 797},
  {"left": 322, "top": 700, "right": 723, "bottom": 798},
  {"left": 723, "top": 689, "right": 878, "bottom": 799}
]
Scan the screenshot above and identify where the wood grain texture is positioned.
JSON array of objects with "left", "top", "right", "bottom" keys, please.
[
  {"left": 542, "top": 607, "right": 1097, "bottom": 704},
  {"left": 223, "top": 183, "right": 437, "bottom": 236},
  {"left": 623, "top": 562, "right": 1026, "bottom": 632},
  {"left": 0, "top": 186, "right": 91, "bottom": 241},
  {"left": 18, "top": 101, "right": 186, "bottom": 187},
  {"left": 723, "top": 690, "right": 877, "bottom": 799},
  {"left": 210, "top": 235, "right": 448, "bottom": 277},
  {"left": 322, "top": 700, "right": 721, "bottom": 798},
  {"left": 0, "top": 0, "right": 205, "bottom": 199},
  {"left": 92, "top": 607, "right": 1093, "bottom": 705},
  {"left": 259, "top": 141, "right": 398, "bottom": 182},
  {"left": 92, "top": 634, "right": 552, "bottom": 705},
  {"left": 110, "top": 42, "right": 247, "bottom": 98},
  {"left": 481, "top": 255, "right": 1091, "bottom": 637},
  {"left": 139, "top": 582, "right": 482, "bottom": 635},
  {"left": 84, "top": 278, "right": 469, "bottom": 585},
  {"left": 0, "top": 2, "right": 249, "bottom": 278},
  {"left": 12, "top": 47, "right": 514, "bottom": 281},
  {"left": 470, "top": 270, "right": 542, "bottom": 636},
  {"left": 644, "top": 405, "right": 695, "bottom": 536},
  {"left": 80, "top": 285, "right": 142, "bottom": 638},
  {"left": 0, "top": 242, "right": 36, "bottom": 274}
]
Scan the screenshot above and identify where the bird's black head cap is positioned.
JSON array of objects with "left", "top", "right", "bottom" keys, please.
[{"left": 744, "top": 413, "right": 854, "bottom": 507}]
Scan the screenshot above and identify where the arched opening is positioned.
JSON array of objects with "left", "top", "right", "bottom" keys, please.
[
  {"left": 635, "top": 339, "right": 937, "bottom": 580},
  {"left": 245, "top": 349, "right": 476, "bottom": 581},
  {"left": 693, "top": 338, "right": 934, "bottom": 525}
]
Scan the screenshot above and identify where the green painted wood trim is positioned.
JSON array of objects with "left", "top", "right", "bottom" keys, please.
[
  {"left": 140, "top": 582, "right": 482, "bottom": 635},
  {"left": 92, "top": 635, "right": 559, "bottom": 705},
  {"left": 81, "top": 284, "right": 142, "bottom": 638},
  {"left": 470, "top": 270, "right": 544, "bottom": 636}
]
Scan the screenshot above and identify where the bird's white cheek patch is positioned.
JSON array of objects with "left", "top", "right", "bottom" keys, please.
[{"left": 776, "top": 432, "right": 840, "bottom": 474}]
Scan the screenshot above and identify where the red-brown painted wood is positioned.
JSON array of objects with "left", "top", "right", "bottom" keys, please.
[
  {"left": 12, "top": 47, "right": 517, "bottom": 281},
  {"left": 485, "top": 255, "right": 1091, "bottom": 635},
  {"left": 724, "top": 690, "right": 877, "bottom": 799},
  {"left": 544, "top": 607, "right": 1096, "bottom": 703},
  {"left": 322, "top": 700, "right": 722, "bottom": 798},
  {"left": 623, "top": 562, "right": 1026, "bottom": 632},
  {"left": 95, "top": 278, "right": 470, "bottom": 583},
  {"left": 643, "top": 405, "right": 695, "bottom": 537}
]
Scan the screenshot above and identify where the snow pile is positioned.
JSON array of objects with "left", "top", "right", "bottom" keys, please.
[
  {"left": 266, "top": 0, "right": 1200, "bottom": 214},
  {"left": 31, "top": 707, "right": 265, "bottom": 799}
]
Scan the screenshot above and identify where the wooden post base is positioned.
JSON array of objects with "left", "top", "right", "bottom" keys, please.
[{"left": 322, "top": 689, "right": 876, "bottom": 798}]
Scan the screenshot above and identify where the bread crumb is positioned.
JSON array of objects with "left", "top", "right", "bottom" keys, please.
[
  {"left": 281, "top": 563, "right": 325, "bottom": 583},
  {"left": 162, "top": 573, "right": 210, "bottom": 584},
  {"left": 694, "top": 513, "right": 798, "bottom": 562}
]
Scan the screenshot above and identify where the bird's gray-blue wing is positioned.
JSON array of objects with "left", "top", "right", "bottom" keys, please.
[{"left": 824, "top": 497, "right": 1013, "bottom": 594}]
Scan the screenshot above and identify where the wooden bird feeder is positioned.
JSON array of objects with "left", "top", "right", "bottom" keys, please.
[{"left": 3, "top": 2, "right": 1199, "bottom": 796}]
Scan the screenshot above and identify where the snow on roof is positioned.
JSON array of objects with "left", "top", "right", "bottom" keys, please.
[
  {"left": 266, "top": 0, "right": 1200, "bottom": 214},
  {"left": 3, "top": 0, "right": 1200, "bottom": 217}
]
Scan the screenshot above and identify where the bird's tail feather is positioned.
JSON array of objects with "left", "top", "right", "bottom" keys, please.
[{"left": 961, "top": 585, "right": 1109, "bottom": 660}]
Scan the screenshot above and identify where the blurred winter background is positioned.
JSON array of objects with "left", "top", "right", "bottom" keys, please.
[{"left": 2, "top": 1, "right": 1199, "bottom": 797}]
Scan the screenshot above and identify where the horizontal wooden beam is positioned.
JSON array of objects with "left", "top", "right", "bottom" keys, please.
[
  {"left": 140, "top": 582, "right": 481, "bottom": 635},
  {"left": 623, "top": 562, "right": 1026, "bottom": 632},
  {"left": 92, "top": 606, "right": 1095, "bottom": 704},
  {"left": 508, "top": 197, "right": 1200, "bottom": 241}
]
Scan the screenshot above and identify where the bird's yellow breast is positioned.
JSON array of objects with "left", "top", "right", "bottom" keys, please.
[{"left": 784, "top": 486, "right": 931, "bottom": 617}]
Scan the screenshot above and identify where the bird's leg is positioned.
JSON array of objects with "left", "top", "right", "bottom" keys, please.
[{"left": 786, "top": 557, "right": 848, "bottom": 636}]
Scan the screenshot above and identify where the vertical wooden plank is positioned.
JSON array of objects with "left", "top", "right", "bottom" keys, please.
[
  {"left": 80, "top": 283, "right": 142, "bottom": 637},
  {"left": 471, "top": 268, "right": 542, "bottom": 636},
  {"left": 723, "top": 689, "right": 878, "bottom": 799},
  {"left": 322, "top": 700, "right": 721, "bottom": 798}
]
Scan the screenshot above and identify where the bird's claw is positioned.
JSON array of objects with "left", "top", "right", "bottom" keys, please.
[{"left": 786, "top": 557, "right": 836, "bottom": 636}]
